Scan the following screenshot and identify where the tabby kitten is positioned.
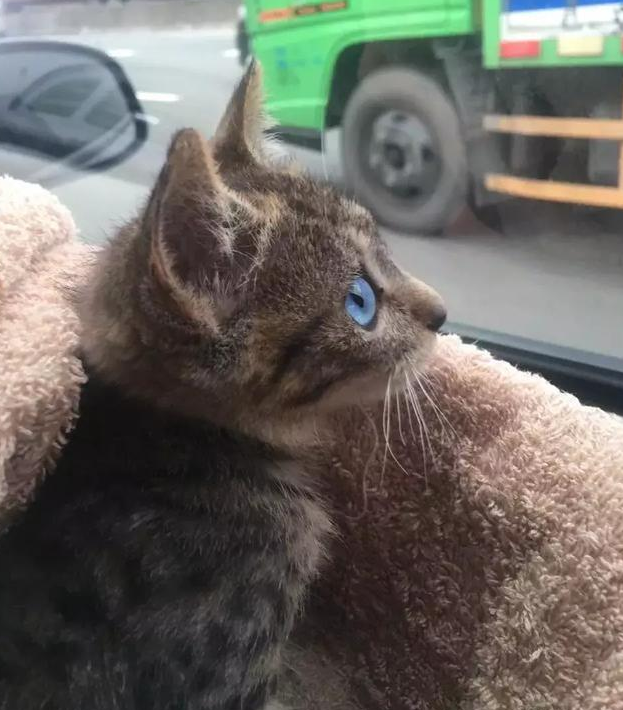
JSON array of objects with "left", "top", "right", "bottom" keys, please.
[{"left": 0, "top": 63, "right": 446, "bottom": 710}]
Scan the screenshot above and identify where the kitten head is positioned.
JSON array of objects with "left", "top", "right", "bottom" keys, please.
[{"left": 83, "top": 62, "right": 446, "bottom": 446}]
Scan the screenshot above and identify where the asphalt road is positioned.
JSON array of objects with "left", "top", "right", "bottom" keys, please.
[{"left": 7, "top": 27, "right": 623, "bottom": 369}]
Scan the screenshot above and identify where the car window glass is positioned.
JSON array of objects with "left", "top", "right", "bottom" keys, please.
[{"left": 1, "top": 0, "right": 621, "bottom": 378}]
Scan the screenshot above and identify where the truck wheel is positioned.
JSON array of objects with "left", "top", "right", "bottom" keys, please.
[{"left": 341, "top": 67, "right": 468, "bottom": 235}]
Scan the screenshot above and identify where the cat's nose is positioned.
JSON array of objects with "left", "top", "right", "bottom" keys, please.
[
  {"left": 399, "top": 272, "right": 447, "bottom": 332},
  {"left": 426, "top": 302, "right": 447, "bottom": 332}
]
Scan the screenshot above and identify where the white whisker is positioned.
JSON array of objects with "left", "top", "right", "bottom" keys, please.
[
  {"left": 344, "top": 406, "right": 383, "bottom": 520},
  {"left": 381, "top": 375, "right": 391, "bottom": 483},
  {"left": 411, "top": 380, "right": 434, "bottom": 461},
  {"left": 414, "top": 371, "right": 457, "bottom": 440},
  {"left": 361, "top": 406, "right": 381, "bottom": 487},
  {"left": 404, "top": 372, "right": 433, "bottom": 484},
  {"left": 403, "top": 389, "right": 417, "bottom": 442},
  {"left": 380, "top": 371, "right": 411, "bottom": 479},
  {"left": 395, "top": 391, "right": 406, "bottom": 446}
]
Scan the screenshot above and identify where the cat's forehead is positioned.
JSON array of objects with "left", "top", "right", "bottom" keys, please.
[
  {"left": 292, "top": 178, "right": 381, "bottom": 254},
  {"left": 219, "top": 160, "right": 388, "bottom": 288},
  {"left": 250, "top": 168, "right": 377, "bottom": 245},
  {"left": 224, "top": 161, "right": 370, "bottom": 224}
]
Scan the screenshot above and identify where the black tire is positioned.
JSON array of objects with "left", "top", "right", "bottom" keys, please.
[{"left": 341, "top": 66, "right": 468, "bottom": 235}]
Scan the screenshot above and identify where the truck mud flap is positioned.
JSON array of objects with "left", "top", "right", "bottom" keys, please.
[{"left": 433, "top": 39, "right": 508, "bottom": 207}]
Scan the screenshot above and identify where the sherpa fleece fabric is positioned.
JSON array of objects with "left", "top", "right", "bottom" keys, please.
[{"left": 0, "top": 176, "right": 92, "bottom": 528}]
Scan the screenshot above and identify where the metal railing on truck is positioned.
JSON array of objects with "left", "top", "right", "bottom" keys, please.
[{"left": 484, "top": 106, "right": 623, "bottom": 209}]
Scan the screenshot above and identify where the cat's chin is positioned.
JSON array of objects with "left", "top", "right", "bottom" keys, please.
[
  {"left": 234, "top": 373, "right": 399, "bottom": 452},
  {"left": 306, "top": 339, "right": 438, "bottom": 416},
  {"left": 235, "top": 337, "right": 439, "bottom": 451}
]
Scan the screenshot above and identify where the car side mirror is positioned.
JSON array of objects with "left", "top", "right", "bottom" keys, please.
[{"left": 0, "top": 39, "right": 147, "bottom": 184}]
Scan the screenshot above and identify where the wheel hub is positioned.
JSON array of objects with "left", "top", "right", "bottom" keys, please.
[{"left": 368, "top": 110, "right": 440, "bottom": 199}]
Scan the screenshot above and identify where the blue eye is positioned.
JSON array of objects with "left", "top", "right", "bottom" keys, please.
[{"left": 345, "top": 276, "right": 377, "bottom": 328}]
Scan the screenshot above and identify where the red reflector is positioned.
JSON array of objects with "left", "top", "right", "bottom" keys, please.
[{"left": 500, "top": 40, "right": 541, "bottom": 59}]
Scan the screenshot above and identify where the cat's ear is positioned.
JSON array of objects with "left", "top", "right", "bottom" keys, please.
[
  {"left": 145, "top": 128, "right": 237, "bottom": 329},
  {"left": 214, "top": 59, "right": 270, "bottom": 161}
]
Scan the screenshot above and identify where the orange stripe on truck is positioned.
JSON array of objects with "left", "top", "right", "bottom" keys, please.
[
  {"left": 259, "top": 1, "right": 348, "bottom": 23},
  {"left": 259, "top": 7, "right": 294, "bottom": 23}
]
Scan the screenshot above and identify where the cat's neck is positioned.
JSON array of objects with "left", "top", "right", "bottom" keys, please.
[
  {"left": 79, "top": 357, "right": 325, "bottom": 465},
  {"left": 235, "top": 410, "right": 328, "bottom": 456}
]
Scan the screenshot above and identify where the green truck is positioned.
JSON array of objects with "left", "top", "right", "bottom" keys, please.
[{"left": 237, "top": 0, "right": 623, "bottom": 234}]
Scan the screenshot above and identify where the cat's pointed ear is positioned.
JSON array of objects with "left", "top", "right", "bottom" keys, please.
[
  {"left": 145, "top": 128, "right": 234, "bottom": 329},
  {"left": 214, "top": 59, "right": 270, "bottom": 161}
]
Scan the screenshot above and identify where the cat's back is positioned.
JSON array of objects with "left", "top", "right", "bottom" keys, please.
[
  {"left": 0, "top": 374, "right": 242, "bottom": 621},
  {"left": 0, "top": 371, "right": 301, "bottom": 587},
  {"left": 0, "top": 375, "right": 326, "bottom": 710}
]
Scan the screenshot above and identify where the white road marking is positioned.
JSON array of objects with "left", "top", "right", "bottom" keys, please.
[
  {"left": 135, "top": 112, "right": 160, "bottom": 126},
  {"left": 136, "top": 91, "right": 180, "bottom": 103},
  {"left": 221, "top": 47, "right": 240, "bottom": 59},
  {"left": 106, "top": 48, "right": 135, "bottom": 59}
]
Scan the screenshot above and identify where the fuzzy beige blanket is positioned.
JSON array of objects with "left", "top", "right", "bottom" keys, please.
[
  {"left": 0, "top": 177, "right": 94, "bottom": 529},
  {"left": 1, "top": 176, "right": 622, "bottom": 709}
]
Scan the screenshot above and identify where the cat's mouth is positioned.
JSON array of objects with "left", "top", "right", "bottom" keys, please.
[
  {"left": 310, "top": 350, "right": 435, "bottom": 414},
  {"left": 243, "top": 341, "right": 440, "bottom": 449}
]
